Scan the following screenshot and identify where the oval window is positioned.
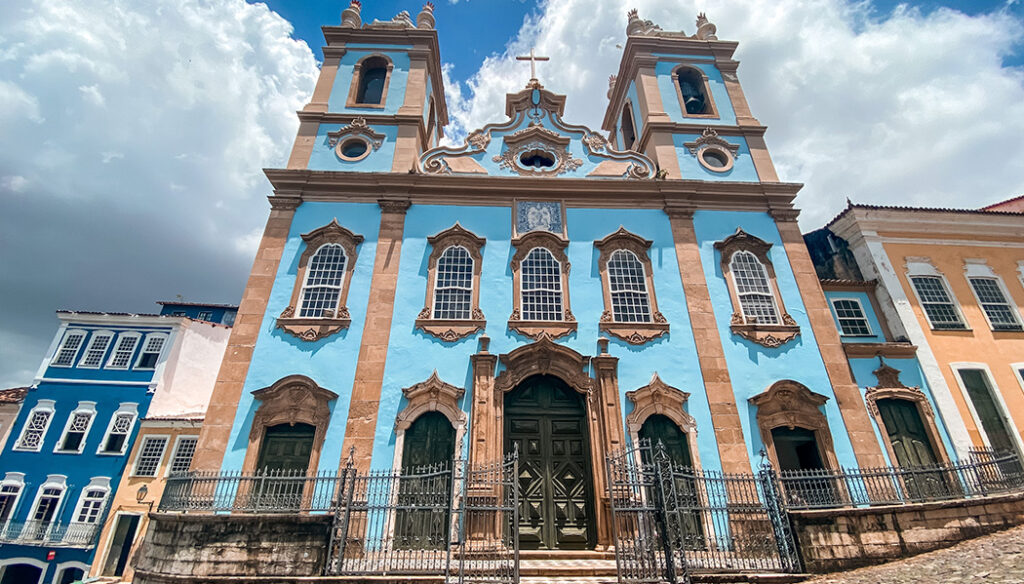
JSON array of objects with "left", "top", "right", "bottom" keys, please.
[
  {"left": 518, "top": 149, "right": 556, "bottom": 169},
  {"left": 698, "top": 147, "right": 732, "bottom": 172},
  {"left": 340, "top": 139, "right": 369, "bottom": 160}
]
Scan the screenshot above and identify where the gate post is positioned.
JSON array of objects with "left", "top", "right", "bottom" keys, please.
[{"left": 757, "top": 460, "right": 800, "bottom": 573}]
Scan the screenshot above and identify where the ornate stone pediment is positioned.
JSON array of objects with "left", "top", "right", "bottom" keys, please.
[
  {"left": 625, "top": 373, "right": 696, "bottom": 434},
  {"left": 749, "top": 380, "right": 829, "bottom": 432},
  {"left": 395, "top": 371, "right": 466, "bottom": 432},
  {"left": 683, "top": 128, "right": 739, "bottom": 157},
  {"left": 327, "top": 118, "right": 386, "bottom": 151},
  {"left": 249, "top": 375, "right": 338, "bottom": 441},
  {"left": 415, "top": 223, "right": 487, "bottom": 341},
  {"left": 494, "top": 334, "right": 592, "bottom": 395}
]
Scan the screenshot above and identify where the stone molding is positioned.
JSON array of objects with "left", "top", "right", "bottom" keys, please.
[
  {"left": 276, "top": 219, "right": 363, "bottom": 342},
  {"left": 594, "top": 227, "right": 669, "bottom": 344},
  {"left": 327, "top": 117, "right": 386, "bottom": 160},
  {"left": 625, "top": 373, "right": 695, "bottom": 435},
  {"left": 243, "top": 375, "right": 338, "bottom": 475},
  {"left": 415, "top": 223, "right": 487, "bottom": 341},
  {"left": 714, "top": 228, "right": 800, "bottom": 348},
  {"left": 684, "top": 128, "right": 740, "bottom": 173},
  {"left": 492, "top": 126, "right": 584, "bottom": 178},
  {"left": 508, "top": 231, "right": 577, "bottom": 340},
  {"left": 395, "top": 371, "right": 466, "bottom": 432},
  {"left": 494, "top": 334, "right": 592, "bottom": 395},
  {"left": 750, "top": 380, "right": 839, "bottom": 470},
  {"left": 345, "top": 54, "right": 395, "bottom": 110}
]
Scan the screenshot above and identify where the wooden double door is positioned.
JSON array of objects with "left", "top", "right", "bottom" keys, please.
[{"left": 505, "top": 375, "right": 596, "bottom": 550}]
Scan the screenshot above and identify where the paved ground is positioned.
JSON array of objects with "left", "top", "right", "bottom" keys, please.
[{"left": 802, "top": 524, "right": 1024, "bottom": 584}]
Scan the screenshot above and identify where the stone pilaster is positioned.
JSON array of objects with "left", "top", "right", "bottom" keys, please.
[
  {"left": 191, "top": 195, "right": 300, "bottom": 471},
  {"left": 591, "top": 338, "right": 622, "bottom": 549},
  {"left": 339, "top": 199, "right": 410, "bottom": 473},
  {"left": 468, "top": 336, "right": 500, "bottom": 469}
]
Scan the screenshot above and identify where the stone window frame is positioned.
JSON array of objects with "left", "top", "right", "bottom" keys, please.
[
  {"left": 508, "top": 230, "right": 577, "bottom": 340},
  {"left": 415, "top": 223, "right": 487, "bottom": 342},
  {"left": 594, "top": 227, "right": 669, "bottom": 345},
  {"left": 714, "top": 228, "right": 800, "bottom": 348},
  {"left": 749, "top": 380, "right": 840, "bottom": 472},
  {"left": 625, "top": 373, "right": 701, "bottom": 470},
  {"left": 391, "top": 371, "right": 467, "bottom": 473},
  {"left": 242, "top": 375, "right": 338, "bottom": 477},
  {"left": 671, "top": 64, "right": 719, "bottom": 120},
  {"left": 962, "top": 258, "right": 1024, "bottom": 333},
  {"left": 53, "top": 401, "right": 97, "bottom": 455},
  {"left": 277, "top": 219, "right": 364, "bottom": 342},
  {"left": 864, "top": 359, "right": 951, "bottom": 466},
  {"left": 904, "top": 257, "right": 968, "bottom": 331},
  {"left": 346, "top": 54, "right": 395, "bottom": 109}
]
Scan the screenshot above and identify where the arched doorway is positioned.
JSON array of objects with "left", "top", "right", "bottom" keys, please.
[
  {"left": 401, "top": 411, "right": 456, "bottom": 469},
  {"left": 0, "top": 563, "right": 43, "bottom": 584},
  {"left": 639, "top": 414, "right": 703, "bottom": 550},
  {"left": 56, "top": 567, "right": 85, "bottom": 584},
  {"left": 397, "top": 411, "right": 456, "bottom": 549},
  {"left": 505, "top": 374, "right": 595, "bottom": 550},
  {"left": 639, "top": 414, "right": 693, "bottom": 467},
  {"left": 876, "top": 398, "right": 939, "bottom": 468}
]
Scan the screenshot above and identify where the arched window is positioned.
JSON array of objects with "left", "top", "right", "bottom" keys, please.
[
  {"left": 433, "top": 246, "right": 473, "bottom": 320},
  {"left": 620, "top": 103, "right": 637, "bottom": 149},
  {"left": 299, "top": 244, "right": 347, "bottom": 318},
  {"left": 353, "top": 56, "right": 390, "bottom": 106},
  {"left": 729, "top": 250, "right": 780, "bottom": 325},
  {"left": 607, "top": 250, "right": 651, "bottom": 323},
  {"left": 673, "top": 66, "right": 718, "bottom": 118},
  {"left": 521, "top": 247, "right": 563, "bottom": 322}
]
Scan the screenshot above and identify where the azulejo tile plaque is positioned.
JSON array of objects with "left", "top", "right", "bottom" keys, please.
[{"left": 516, "top": 201, "right": 563, "bottom": 236}]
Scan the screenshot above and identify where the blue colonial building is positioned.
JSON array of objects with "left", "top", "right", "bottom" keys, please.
[
  {"left": 0, "top": 307, "right": 231, "bottom": 584},
  {"left": 156, "top": 301, "right": 237, "bottom": 326}
]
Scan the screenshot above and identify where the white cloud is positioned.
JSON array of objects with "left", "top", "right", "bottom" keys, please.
[
  {"left": 444, "top": 0, "right": 1024, "bottom": 227},
  {"left": 0, "top": 0, "right": 318, "bottom": 386}
]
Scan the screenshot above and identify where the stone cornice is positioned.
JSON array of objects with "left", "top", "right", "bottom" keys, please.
[
  {"left": 262, "top": 168, "right": 802, "bottom": 212},
  {"left": 829, "top": 206, "right": 1024, "bottom": 244},
  {"left": 842, "top": 342, "right": 918, "bottom": 359}
]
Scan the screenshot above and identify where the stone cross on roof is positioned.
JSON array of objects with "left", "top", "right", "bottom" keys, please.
[{"left": 516, "top": 48, "right": 549, "bottom": 83}]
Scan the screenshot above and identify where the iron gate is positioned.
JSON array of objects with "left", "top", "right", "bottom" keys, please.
[
  {"left": 325, "top": 452, "right": 519, "bottom": 584},
  {"left": 607, "top": 440, "right": 800, "bottom": 584}
]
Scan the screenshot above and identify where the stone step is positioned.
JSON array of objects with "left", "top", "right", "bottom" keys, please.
[
  {"left": 519, "top": 559, "right": 618, "bottom": 577},
  {"left": 519, "top": 550, "right": 617, "bottom": 560}
]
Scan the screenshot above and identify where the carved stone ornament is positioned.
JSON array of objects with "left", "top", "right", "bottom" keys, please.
[
  {"left": 492, "top": 126, "right": 583, "bottom": 178},
  {"left": 625, "top": 373, "right": 696, "bottom": 435},
  {"left": 684, "top": 128, "right": 740, "bottom": 172},
  {"left": 715, "top": 228, "right": 800, "bottom": 348},
  {"left": 244, "top": 375, "right": 338, "bottom": 474},
  {"left": 594, "top": 227, "right": 669, "bottom": 344},
  {"left": 750, "top": 380, "right": 829, "bottom": 433},
  {"left": 327, "top": 117, "right": 386, "bottom": 156},
  {"left": 494, "top": 334, "right": 593, "bottom": 395},
  {"left": 415, "top": 223, "right": 487, "bottom": 342},
  {"left": 395, "top": 371, "right": 467, "bottom": 432}
]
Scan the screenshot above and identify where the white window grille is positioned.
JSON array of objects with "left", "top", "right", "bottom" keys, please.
[
  {"left": 969, "top": 277, "right": 1022, "bottom": 331},
  {"left": 78, "top": 331, "right": 113, "bottom": 369},
  {"left": 831, "top": 299, "right": 872, "bottom": 336},
  {"left": 169, "top": 436, "right": 198, "bottom": 474},
  {"left": 51, "top": 330, "right": 86, "bottom": 367},
  {"left": 56, "top": 403, "right": 96, "bottom": 453},
  {"left": 521, "top": 247, "right": 563, "bottom": 321},
  {"left": 135, "top": 334, "right": 167, "bottom": 369},
  {"left": 608, "top": 249, "right": 651, "bottom": 323},
  {"left": 0, "top": 475, "right": 24, "bottom": 523},
  {"left": 106, "top": 333, "right": 141, "bottom": 369},
  {"left": 432, "top": 246, "right": 473, "bottom": 319},
  {"left": 133, "top": 436, "right": 168, "bottom": 477},
  {"left": 729, "top": 251, "right": 780, "bottom": 324},
  {"left": 15, "top": 401, "right": 56, "bottom": 452},
  {"left": 299, "top": 244, "right": 347, "bottom": 317},
  {"left": 74, "top": 488, "right": 107, "bottom": 524},
  {"left": 99, "top": 405, "right": 138, "bottom": 455},
  {"left": 910, "top": 276, "right": 965, "bottom": 330}
]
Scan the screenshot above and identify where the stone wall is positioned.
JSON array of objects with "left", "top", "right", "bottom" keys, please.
[
  {"left": 132, "top": 513, "right": 332, "bottom": 583},
  {"left": 791, "top": 491, "right": 1024, "bottom": 573}
]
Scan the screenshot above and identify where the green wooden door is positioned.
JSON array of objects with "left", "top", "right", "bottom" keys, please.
[
  {"left": 506, "top": 375, "right": 595, "bottom": 550},
  {"left": 401, "top": 411, "right": 456, "bottom": 469},
  {"left": 877, "top": 399, "right": 938, "bottom": 467},
  {"left": 397, "top": 411, "right": 455, "bottom": 549},
  {"left": 639, "top": 415, "right": 703, "bottom": 549},
  {"left": 257, "top": 423, "right": 315, "bottom": 471}
]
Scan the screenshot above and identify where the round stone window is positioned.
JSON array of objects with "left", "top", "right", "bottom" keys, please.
[
  {"left": 337, "top": 137, "right": 370, "bottom": 161},
  {"left": 518, "top": 149, "right": 557, "bottom": 170},
  {"left": 697, "top": 146, "right": 734, "bottom": 172}
]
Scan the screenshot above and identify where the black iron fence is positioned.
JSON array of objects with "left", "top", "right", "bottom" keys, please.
[{"left": 158, "top": 468, "right": 343, "bottom": 513}]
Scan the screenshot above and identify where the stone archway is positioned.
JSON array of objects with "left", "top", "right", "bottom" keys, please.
[
  {"left": 625, "top": 373, "right": 702, "bottom": 472},
  {"left": 468, "top": 335, "right": 622, "bottom": 549}
]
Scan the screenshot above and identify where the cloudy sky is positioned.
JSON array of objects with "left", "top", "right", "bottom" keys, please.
[{"left": 1, "top": 0, "right": 1022, "bottom": 387}]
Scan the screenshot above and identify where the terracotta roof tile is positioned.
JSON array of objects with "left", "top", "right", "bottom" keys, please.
[{"left": 0, "top": 388, "right": 28, "bottom": 404}]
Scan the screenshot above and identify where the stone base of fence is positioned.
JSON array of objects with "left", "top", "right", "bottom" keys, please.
[
  {"left": 790, "top": 490, "right": 1024, "bottom": 573},
  {"left": 132, "top": 512, "right": 333, "bottom": 583}
]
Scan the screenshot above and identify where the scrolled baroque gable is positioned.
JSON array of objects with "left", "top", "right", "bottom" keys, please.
[
  {"left": 714, "top": 228, "right": 800, "bottom": 348},
  {"left": 276, "top": 219, "right": 364, "bottom": 342},
  {"left": 415, "top": 223, "right": 487, "bottom": 342},
  {"left": 395, "top": 371, "right": 467, "bottom": 432},
  {"left": 243, "top": 375, "right": 338, "bottom": 474},
  {"left": 508, "top": 231, "right": 577, "bottom": 340},
  {"left": 594, "top": 227, "right": 669, "bottom": 344},
  {"left": 494, "top": 334, "right": 592, "bottom": 396},
  {"left": 625, "top": 373, "right": 695, "bottom": 435}
]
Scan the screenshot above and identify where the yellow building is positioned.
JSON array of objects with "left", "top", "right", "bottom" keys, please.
[
  {"left": 88, "top": 415, "right": 201, "bottom": 581},
  {"left": 824, "top": 203, "right": 1024, "bottom": 460}
]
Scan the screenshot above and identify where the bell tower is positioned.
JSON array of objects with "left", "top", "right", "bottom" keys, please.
[
  {"left": 285, "top": 1, "right": 449, "bottom": 173},
  {"left": 602, "top": 11, "right": 779, "bottom": 182}
]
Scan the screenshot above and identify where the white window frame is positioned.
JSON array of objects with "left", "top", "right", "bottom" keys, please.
[
  {"left": 14, "top": 400, "right": 56, "bottom": 452},
  {"left": 105, "top": 332, "right": 142, "bottom": 370},
  {"left": 96, "top": 403, "right": 139, "bottom": 456},
  {"left": 133, "top": 332, "right": 169, "bottom": 370},
  {"left": 963, "top": 259, "right": 1024, "bottom": 332},
  {"left": 131, "top": 434, "right": 170, "bottom": 477},
  {"left": 607, "top": 249, "right": 653, "bottom": 323},
  {"left": 78, "top": 330, "right": 114, "bottom": 369},
  {"left": 728, "top": 250, "right": 781, "bottom": 325},
  {"left": 298, "top": 243, "right": 348, "bottom": 318},
  {"left": 431, "top": 245, "right": 475, "bottom": 320},
  {"left": 197, "top": 311, "right": 213, "bottom": 321},
  {"left": 1012, "top": 362, "right": 1024, "bottom": 398},
  {"left": 26, "top": 474, "right": 67, "bottom": 538},
  {"left": 905, "top": 258, "right": 967, "bottom": 330},
  {"left": 53, "top": 401, "right": 97, "bottom": 454},
  {"left": 69, "top": 477, "right": 110, "bottom": 526},
  {"left": 0, "top": 472, "right": 26, "bottom": 530},
  {"left": 52, "top": 561, "right": 91, "bottom": 584},
  {"left": 166, "top": 434, "right": 199, "bottom": 476},
  {"left": 50, "top": 329, "right": 87, "bottom": 368},
  {"left": 949, "top": 363, "right": 1024, "bottom": 458},
  {"left": 828, "top": 297, "right": 874, "bottom": 337},
  {"left": 519, "top": 247, "right": 565, "bottom": 322}
]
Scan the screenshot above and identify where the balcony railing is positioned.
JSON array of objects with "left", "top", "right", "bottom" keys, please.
[
  {"left": 0, "top": 520, "right": 103, "bottom": 547},
  {"left": 159, "top": 468, "right": 345, "bottom": 513}
]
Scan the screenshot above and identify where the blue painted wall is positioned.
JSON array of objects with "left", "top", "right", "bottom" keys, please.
[
  {"left": 308, "top": 122, "right": 399, "bottom": 172},
  {"left": 159, "top": 303, "right": 237, "bottom": 325},
  {"left": 327, "top": 47, "right": 411, "bottom": 115},
  {"left": 673, "top": 133, "right": 759, "bottom": 182}
]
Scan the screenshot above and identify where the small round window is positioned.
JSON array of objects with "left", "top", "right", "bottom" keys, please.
[
  {"left": 518, "top": 149, "right": 557, "bottom": 170},
  {"left": 697, "top": 146, "right": 733, "bottom": 173},
  {"left": 337, "top": 137, "right": 370, "bottom": 161}
]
